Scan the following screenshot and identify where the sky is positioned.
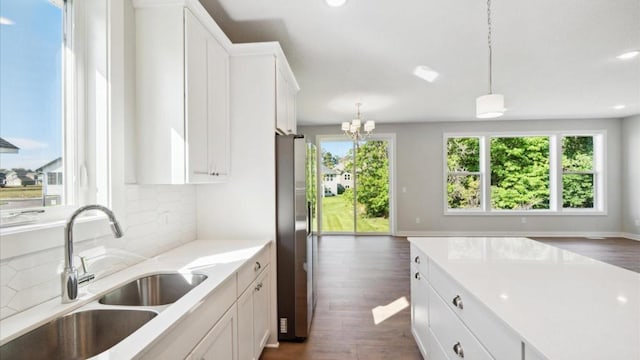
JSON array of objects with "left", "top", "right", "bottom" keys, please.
[
  {"left": 321, "top": 140, "right": 354, "bottom": 158},
  {"left": 0, "top": 0, "right": 62, "bottom": 171}
]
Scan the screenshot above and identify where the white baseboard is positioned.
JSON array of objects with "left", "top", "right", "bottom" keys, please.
[
  {"left": 395, "top": 230, "right": 626, "bottom": 238},
  {"left": 265, "top": 342, "right": 279, "bottom": 349},
  {"left": 621, "top": 232, "right": 640, "bottom": 241}
]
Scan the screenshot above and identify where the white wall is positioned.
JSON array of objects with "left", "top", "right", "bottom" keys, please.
[
  {"left": 301, "top": 118, "right": 623, "bottom": 236},
  {"left": 622, "top": 115, "right": 640, "bottom": 236}
]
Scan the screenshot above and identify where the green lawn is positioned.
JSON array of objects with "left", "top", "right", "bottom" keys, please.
[
  {"left": 0, "top": 185, "right": 42, "bottom": 199},
  {"left": 321, "top": 195, "right": 389, "bottom": 233}
]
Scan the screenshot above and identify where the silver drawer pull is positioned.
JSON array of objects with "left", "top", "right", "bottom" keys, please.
[
  {"left": 452, "top": 295, "right": 464, "bottom": 310},
  {"left": 254, "top": 261, "right": 262, "bottom": 272},
  {"left": 414, "top": 255, "right": 420, "bottom": 264},
  {"left": 414, "top": 272, "right": 421, "bottom": 280},
  {"left": 453, "top": 342, "right": 464, "bottom": 358}
]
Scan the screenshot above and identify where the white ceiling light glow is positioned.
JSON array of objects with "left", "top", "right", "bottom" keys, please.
[
  {"left": 413, "top": 66, "right": 439, "bottom": 83},
  {"left": 612, "top": 104, "right": 626, "bottom": 110},
  {"left": 325, "top": 0, "right": 347, "bottom": 7},
  {"left": 616, "top": 50, "right": 639, "bottom": 60},
  {"left": 476, "top": 0, "right": 505, "bottom": 119}
]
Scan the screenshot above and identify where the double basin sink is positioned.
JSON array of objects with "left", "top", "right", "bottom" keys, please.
[{"left": 0, "top": 273, "right": 207, "bottom": 359}]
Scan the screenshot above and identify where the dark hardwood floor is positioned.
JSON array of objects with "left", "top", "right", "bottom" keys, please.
[
  {"left": 530, "top": 237, "right": 640, "bottom": 273},
  {"left": 261, "top": 235, "right": 639, "bottom": 360},
  {"left": 260, "top": 235, "right": 421, "bottom": 360}
]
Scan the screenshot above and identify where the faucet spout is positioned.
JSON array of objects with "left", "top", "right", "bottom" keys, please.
[{"left": 62, "top": 205, "right": 123, "bottom": 303}]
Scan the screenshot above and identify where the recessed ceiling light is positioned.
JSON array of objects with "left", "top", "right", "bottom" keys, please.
[
  {"left": 325, "top": 0, "right": 347, "bottom": 7},
  {"left": 413, "top": 65, "right": 439, "bottom": 83},
  {"left": 616, "top": 50, "right": 639, "bottom": 60},
  {"left": 612, "top": 104, "right": 625, "bottom": 110},
  {"left": 0, "top": 17, "right": 15, "bottom": 25}
]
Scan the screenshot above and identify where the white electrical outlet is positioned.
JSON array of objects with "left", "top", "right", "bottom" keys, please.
[
  {"left": 521, "top": 217, "right": 527, "bottom": 224},
  {"left": 402, "top": 187, "right": 407, "bottom": 193},
  {"left": 416, "top": 217, "right": 421, "bottom": 224},
  {"left": 635, "top": 219, "right": 640, "bottom": 227}
]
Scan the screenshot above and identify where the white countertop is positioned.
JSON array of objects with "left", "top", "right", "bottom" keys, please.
[
  {"left": 409, "top": 237, "right": 640, "bottom": 360},
  {"left": 0, "top": 239, "right": 271, "bottom": 358}
]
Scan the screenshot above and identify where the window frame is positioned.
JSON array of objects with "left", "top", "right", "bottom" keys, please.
[
  {"left": 443, "top": 131, "right": 606, "bottom": 216},
  {"left": 0, "top": 0, "right": 111, "bottom": 232}
]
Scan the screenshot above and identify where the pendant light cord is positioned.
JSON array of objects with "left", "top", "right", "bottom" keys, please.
[{"left": 487, "top": 0, "right": 493, "bottom": 94}]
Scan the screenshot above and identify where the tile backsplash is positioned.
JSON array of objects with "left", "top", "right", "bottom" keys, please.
[{"left": 0, "top": 184, "right": 197, "bottom": 320}]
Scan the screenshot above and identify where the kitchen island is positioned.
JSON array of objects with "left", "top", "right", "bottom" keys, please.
[{"left": 409, "top": 236, "right": 640, "bottom": 360}]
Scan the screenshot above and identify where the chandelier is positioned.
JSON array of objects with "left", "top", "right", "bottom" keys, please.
[
  {"left": 341, "top": 103, "right": 375, "bottom": 141},
  {"left": 476, "top": 0, "right": 505, "bottom": 119}
]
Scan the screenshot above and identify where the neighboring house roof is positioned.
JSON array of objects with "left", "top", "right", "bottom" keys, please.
[
  {"left": 36, "top": 157, "right": 62, "bottom": 172},
  {"left": 321, "top": 164, "right": 337, "bottom": 175},
  {"left": 0, "top": 137, "right": 19, "bottom": 153}
]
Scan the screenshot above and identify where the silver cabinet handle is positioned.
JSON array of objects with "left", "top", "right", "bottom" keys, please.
[
  {"left": 452, "top": 295, "right": 464, "bottom": 310},
  {"left": 414, "top": 256, "right": 420, "bottom": 264},
  {"left": 414, "top": 272, "right": 421, "bottom": 280},
  {"left": 453, "top": 342, "right": 464, "bottom": 358},
  {"left": 254, "top": 261, "right": 262, "bottom": 272},
  {"left": 255, "top": 282, "right": 263, "bottom": 291}
]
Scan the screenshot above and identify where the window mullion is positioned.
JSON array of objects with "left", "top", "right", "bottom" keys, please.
[
  {"left": 550, "top": 135, "right": 561, "bottom": 212},
  {"left": 481, "top": 136, "right": 490, "bottom": 212}
]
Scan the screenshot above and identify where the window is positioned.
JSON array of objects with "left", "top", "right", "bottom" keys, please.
[
  {"left": 444, "top": 132, "right": 603, "bottom": 214},
  {"left": 446, "top": 137, "right": 481, "bottom": 209},
  {"left": 490, "top": 136, "right": 550, "bottom": 210},
  {"left": 0, "top": 0, "right": 64, "bottom": 211},
  {"left": 562, "top": 136, "right": 595, "bottom": 209},
  {"left": 344, "top": 173, "right": 351, "bottom": 181},
  {"left": 0, "top": 0, "right": 110, "bottom": 228},
  {"left": 324, "top": 174, "right": 335, "bottom": 182}
]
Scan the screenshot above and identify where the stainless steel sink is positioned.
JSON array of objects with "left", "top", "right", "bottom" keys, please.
[
  {"left": 99, "top": 273, "right": 207, "bottom": 306},
  {"left": 0, "top": 309, "right": 156, "bottom": 360}
]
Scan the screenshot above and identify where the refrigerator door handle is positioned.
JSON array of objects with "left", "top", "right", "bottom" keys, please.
[{"left": 307, "top": 201, "right": 312, "bottom": 236}]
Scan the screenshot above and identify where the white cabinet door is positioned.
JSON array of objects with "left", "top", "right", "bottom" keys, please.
[
  {"left": 237, "top": 285, "right": 255, "bottom": 360},
  {"left": 276, "top": 68, "right": 289, "bottom": 134},
  {"left": 188, "top": 304, "right": 238, "bottom": 360},
  {"left": 185, "top": 9, "right": 210, "bottom": 183},
  {"left": 252, "top": 266, "right": 270, "bottom": 359},
  {"left": 206, "top": 35, "right": 229, "bottom": 179},
  {"left": 411, "top": 268, "right": 429, "bottom": 357}
]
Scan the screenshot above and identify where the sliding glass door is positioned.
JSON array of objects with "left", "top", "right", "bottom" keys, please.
[{"left": 319, "top": 137, "right": 391, "bottom": 234}]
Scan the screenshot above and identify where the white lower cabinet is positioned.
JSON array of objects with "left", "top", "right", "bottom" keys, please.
[
  {"left": 143, "top": 245, "right": 271, "bottom": 360},
  {"left": 238, "top": 265, "right": 271, "bottom": 360},
  {"left": 410, "top": 265, "right": 429, "bottom": 356},
  {"left": 409, "top": 244, "right": 544, "bottom": 360},
  {"left": 188, "top": 304, "right": 238, "bottom": 360}
]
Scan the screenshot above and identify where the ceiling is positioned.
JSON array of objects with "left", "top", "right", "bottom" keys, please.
[{"left": 201, "top": 0, "right": 640, "bottom": 126}]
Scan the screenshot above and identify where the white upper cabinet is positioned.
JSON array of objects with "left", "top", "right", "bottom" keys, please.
[
  {"left": 276, "top": 63, "right": 298, "bottom": 135},
  {"left": 134, "top": 1, "right": 230, "bottom": 184}
]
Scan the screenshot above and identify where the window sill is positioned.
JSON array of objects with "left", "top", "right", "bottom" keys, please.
[
  {"left": 0, "top": 215, "right": 113, "bottom": 260},
  {"left": 444, "top": 210, "right": 607, "bottom": 216}
]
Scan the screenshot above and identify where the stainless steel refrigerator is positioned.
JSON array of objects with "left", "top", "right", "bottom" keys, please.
[{"left": 276, "top": 134, "right": 317, "bottom": 341}]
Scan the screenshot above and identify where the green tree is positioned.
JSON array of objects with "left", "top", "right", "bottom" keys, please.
[
  {"left": 562, "top": 136, "right": 594, "bottom": 208},
  {"left": 344, "top": 141, "right": 389, "bottom": 218},
  {"left": 447, "top": 138, "right": 481, "bottom": 209},
  {"left": 490, "top": 137, "right": 550, "bottom": 209},
  {"left": 322, "top": 151, "right": 338, "bottom": 169}
]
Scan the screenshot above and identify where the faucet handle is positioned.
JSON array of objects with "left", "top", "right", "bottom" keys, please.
[{"left": 78, "top": 256, "right": 95, "bottom": 285}]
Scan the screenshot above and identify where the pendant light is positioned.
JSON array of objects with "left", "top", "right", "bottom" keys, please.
[
  {"left": 476, "top": 0, "right": 505, "bottom": 119},
  {"left": 341, "top": 103, "right": 375, "bottom": 141}
]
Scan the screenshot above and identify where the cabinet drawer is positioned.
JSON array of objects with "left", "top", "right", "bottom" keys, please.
[
  {"left": 237, "top": 244, "right": 270, "bottom": 297},
  {"left": 429, "top": 261, "right": 521, "bottom": 360},
  {"left": 410, "top": 244, "right": 428, "bottom": 275},
  {"left": 428, "top": 284, "right": 493, "bottom": 360}
]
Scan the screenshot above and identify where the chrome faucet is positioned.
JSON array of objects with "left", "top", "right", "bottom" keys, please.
[{"left": 62, "top": 205, "right": 123, "bottom": 303}]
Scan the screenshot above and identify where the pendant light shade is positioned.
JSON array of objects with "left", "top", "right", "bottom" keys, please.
[{"left": 476, "top": 94, "right": 505, "bottom": 119}]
